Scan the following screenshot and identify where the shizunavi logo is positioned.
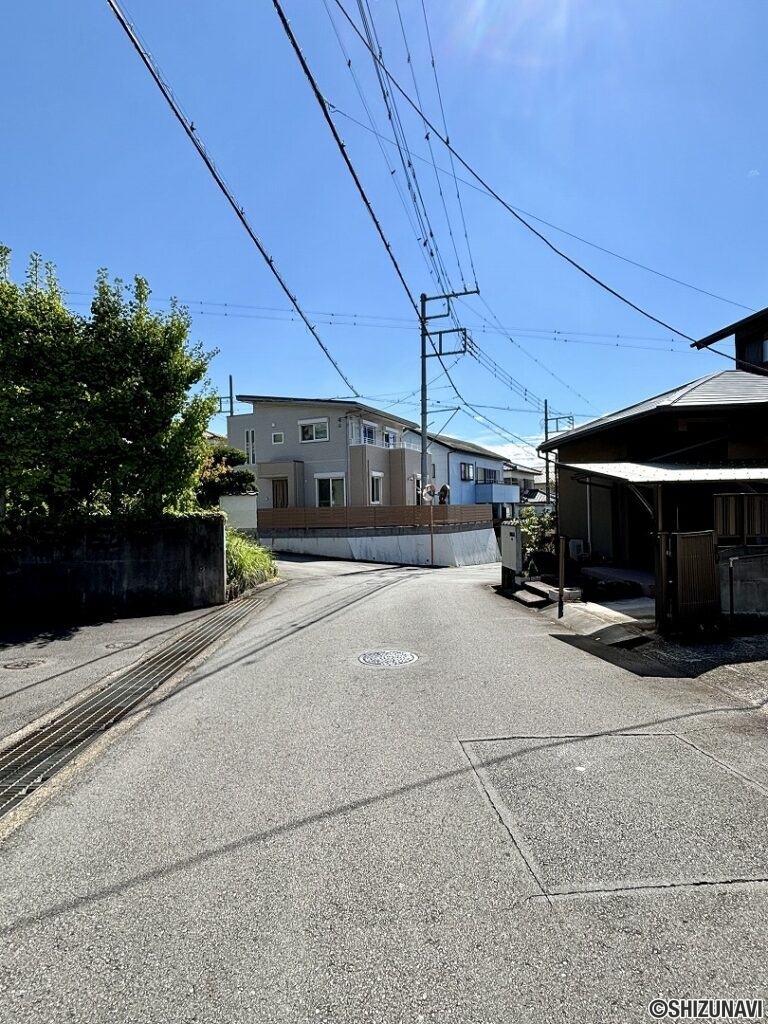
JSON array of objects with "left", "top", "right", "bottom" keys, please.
[{"left": 648, "top": 998, "right": 764, "bottom": 1020}]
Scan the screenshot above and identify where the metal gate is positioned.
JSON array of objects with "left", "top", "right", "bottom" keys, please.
[{"left": 656, "top": 530, "right": 720, "bottom": 634}]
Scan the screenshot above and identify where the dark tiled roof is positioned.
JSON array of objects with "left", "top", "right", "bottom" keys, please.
[
  {"left": 539, "top": 371, "right": 768, "bottom": 452},
  {"left": 427, "top": 431, "right": 510, "bottom": 462}
]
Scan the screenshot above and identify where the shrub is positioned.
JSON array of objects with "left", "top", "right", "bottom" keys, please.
[
  {"left": 515, "top": 506, "right": 556, "bottom": 559},
  {"left": 226, "top": 530, "right": 277, "bottom": 598}
]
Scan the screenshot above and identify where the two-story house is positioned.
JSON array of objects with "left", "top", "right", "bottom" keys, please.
[{"left": 227, "top": 395, "right": 517, "bottom": 512}]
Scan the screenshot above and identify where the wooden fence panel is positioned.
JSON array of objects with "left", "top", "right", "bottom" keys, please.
[{"left": 258, "top": 505, "right": 493, "bottom": 530}]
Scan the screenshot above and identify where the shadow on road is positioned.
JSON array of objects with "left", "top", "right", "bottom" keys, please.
[
  {"left": 0, "top": 622, "right": 88, "bottom": 650},
  {"left": 552, "top": 630, "right": 768, "bottom": 679}
]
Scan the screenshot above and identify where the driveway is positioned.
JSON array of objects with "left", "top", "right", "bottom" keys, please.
[{"left": 1, "top": 557, "right": 767, "bottom": 1022}]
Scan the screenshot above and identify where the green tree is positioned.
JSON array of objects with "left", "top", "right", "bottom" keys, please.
[
  {"left": 197, "top": 444, "right": 256, "bottom": 507},
  {"left": 0, "top": 247, "right": 218, "bottom": 522},
  {"left": 516, "top": 506, "right": 556, "bottom": 556}
]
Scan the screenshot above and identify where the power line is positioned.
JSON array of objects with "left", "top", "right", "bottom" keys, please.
[
  {"left": 272, "top": 0, "right": 419, "bottom": 314},
  {"left": 284, "top": 1, "right": 590, "bottom": 429},
  {"left": 393, "top": 0, "right": 467, "bottom": 287},
  {"left": 320, "top": 0, "right": 439, "bottom": 289},
  {"left": 419, "top": 0, "right": 478, "bottom": 289},
  {"left": 332, "top": 0, "right": 702, "bottom": 342},
  {"left": 280, "top": 0, "right": 498, "bottom": 444},
  {"left": 461, "top": 294, "right": 598, "bottom": 412},
  {"left": 352, "top": 0, "right": 456, "bottom": 298},
  {"left": 464, "top": 338, "right": 546, "bottom": 412},
  {"left": 65, "top": 290, "right": 700, "bottom": 352},
  {"left": 104, "top": 0, "right": 359, "bottom": 396},
  {"left": 331, "top": 105, "right": 755, "bottom": 314},
  {"left": 419, "top": 331, "right": 540, "bottom": 450}
]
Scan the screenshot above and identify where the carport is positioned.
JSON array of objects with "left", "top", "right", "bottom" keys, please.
[{"left": 558, "top": 461, "right": 768, "bottom": 632}]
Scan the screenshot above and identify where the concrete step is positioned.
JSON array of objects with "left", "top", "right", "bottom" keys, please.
[
  {"left": 522, "top": 579, "right": 582, "bottom": 604},
  {"left": 511, "top": 588, "right": 550, "bottom": 609}
]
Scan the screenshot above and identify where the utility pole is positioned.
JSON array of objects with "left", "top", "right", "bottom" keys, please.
[
  {"left": 420, "top": 293, "right": 428, "bottom": 496},
  {"left": 216, "top": 375, "right": 235, "bottom": 418},
  {"left": 419, "top": 289, "right": 479, "bottom": 496},
  {"left": 543, "top": 405, "right": 574, "bottom": 502},
  {"left": 544, "top": 398, "right": 550, "bottom": 501}
]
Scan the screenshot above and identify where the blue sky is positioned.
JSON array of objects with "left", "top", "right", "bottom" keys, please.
[{"left": 2, "top": 1, "right": 766, "bottom": 468}]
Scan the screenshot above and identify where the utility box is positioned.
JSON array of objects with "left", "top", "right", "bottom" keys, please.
[{"left": 500, "top": 520, "right": 522, "bottom": 591}]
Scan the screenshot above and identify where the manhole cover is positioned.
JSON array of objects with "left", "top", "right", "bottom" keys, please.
[
  {"left": 359, "top": 650, "right": 418, "bottom": 667},
  {"left": 3, "top": 659, "right": 45, "bottom": 670}
]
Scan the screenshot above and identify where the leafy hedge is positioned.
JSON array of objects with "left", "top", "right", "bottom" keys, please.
[{"left": 226, "top": 530, "right": 277, "bottom": 598}]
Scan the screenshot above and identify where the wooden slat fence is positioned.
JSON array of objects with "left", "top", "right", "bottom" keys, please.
[{"left": 258, "top": 505, "right": 493, "bottom": 530}]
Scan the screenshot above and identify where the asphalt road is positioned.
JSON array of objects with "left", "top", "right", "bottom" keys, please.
[{"left": 1, "top": 556, "right": 767, "bottom": 1023}]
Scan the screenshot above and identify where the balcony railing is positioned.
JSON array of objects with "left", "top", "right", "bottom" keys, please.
[
  {"left": 474, "top": 483, "right": 520, "bottom": 503},
  {"left": 348, "top": 437, "right": 421, "bottom": 451}
]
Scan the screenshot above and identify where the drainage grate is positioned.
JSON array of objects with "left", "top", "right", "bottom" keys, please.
[
  {"left": 0, "top": 597, "right": 261, "bottom": 818},
  {"left": 359, "top": 650, "right": 418, "bottom": 666}
]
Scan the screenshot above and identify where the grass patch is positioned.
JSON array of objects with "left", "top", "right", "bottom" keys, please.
[{"left": 226, "top": 530, "right": 277, "bottom": 599}]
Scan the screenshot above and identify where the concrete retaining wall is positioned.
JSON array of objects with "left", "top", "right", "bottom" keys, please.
[
  {"left": 258, "top": 523, "right": 500, "bottom": 567},
  {"left": 0, "top": 516, "right": 226, "bottom": 623}
]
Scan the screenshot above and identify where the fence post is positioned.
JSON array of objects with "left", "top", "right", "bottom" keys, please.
[
  {"left": 729, "top": 557, "right": 735, "bottom": 629},
  {"left": 429, "top": 500, "right": 434, "bottom": 565}
]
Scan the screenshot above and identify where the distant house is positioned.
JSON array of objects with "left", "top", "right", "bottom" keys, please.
[
  {"left": 539, "top": 306, "right": 768, "bottom": 629},
  {"left": 505, "top": 463, "right": 538, "bottom": 494},
  {"left": 227, "top": 395, "right": 517, "bottom": 512},
  {"left": 225, "top": 395, "right": 516, "bottom": 567},
  {"left": 520, "top": 488, "right": 555, "bottom": 514}
]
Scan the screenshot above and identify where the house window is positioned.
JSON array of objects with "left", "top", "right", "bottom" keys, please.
[
  {"left": 299, "top": 418, "right": 329, "bottom": 443},
  {"left": 315, "top": 474, "right": 345, "bottom": 507},
  {"left": 370, "top": 472, "right": 384, "bottom": 504},
  {"left": 477, "top": 467, "right": 498, "bottom": 484},
  {"left": 383, "top": 431, "right": 397, "bottom": 448},
  {"left": 362, "top": 423, "right": 376, "bottom": 445},
  {"left": 271, "top": 431, "right": 284, "bottom": 445},
  {"left": 460, "top": 462, "right": 474, "bottom": 481},
  {"left": 244, "top": 428, "right": 256, "bottom": 464}
]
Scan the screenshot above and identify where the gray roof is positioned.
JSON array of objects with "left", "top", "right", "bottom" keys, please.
[
  {"left": 236, "top": 393, "right": 510, "bottom": 462},
  {"left": 236, "top": 394, "right": 418, "bottom": 431},
  {"left": 420, "top": 430, "right": 514, "bottom": 463},
  {"left": 539, "top": 371, "right": 768, "bottom": 452},
  {"left": 560, "top": 461, "right": 768, "bottom": 484}
]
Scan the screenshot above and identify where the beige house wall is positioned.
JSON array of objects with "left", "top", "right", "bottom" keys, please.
[{"left": 256, "top": 460, "right": 305, "bottom": 509}]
